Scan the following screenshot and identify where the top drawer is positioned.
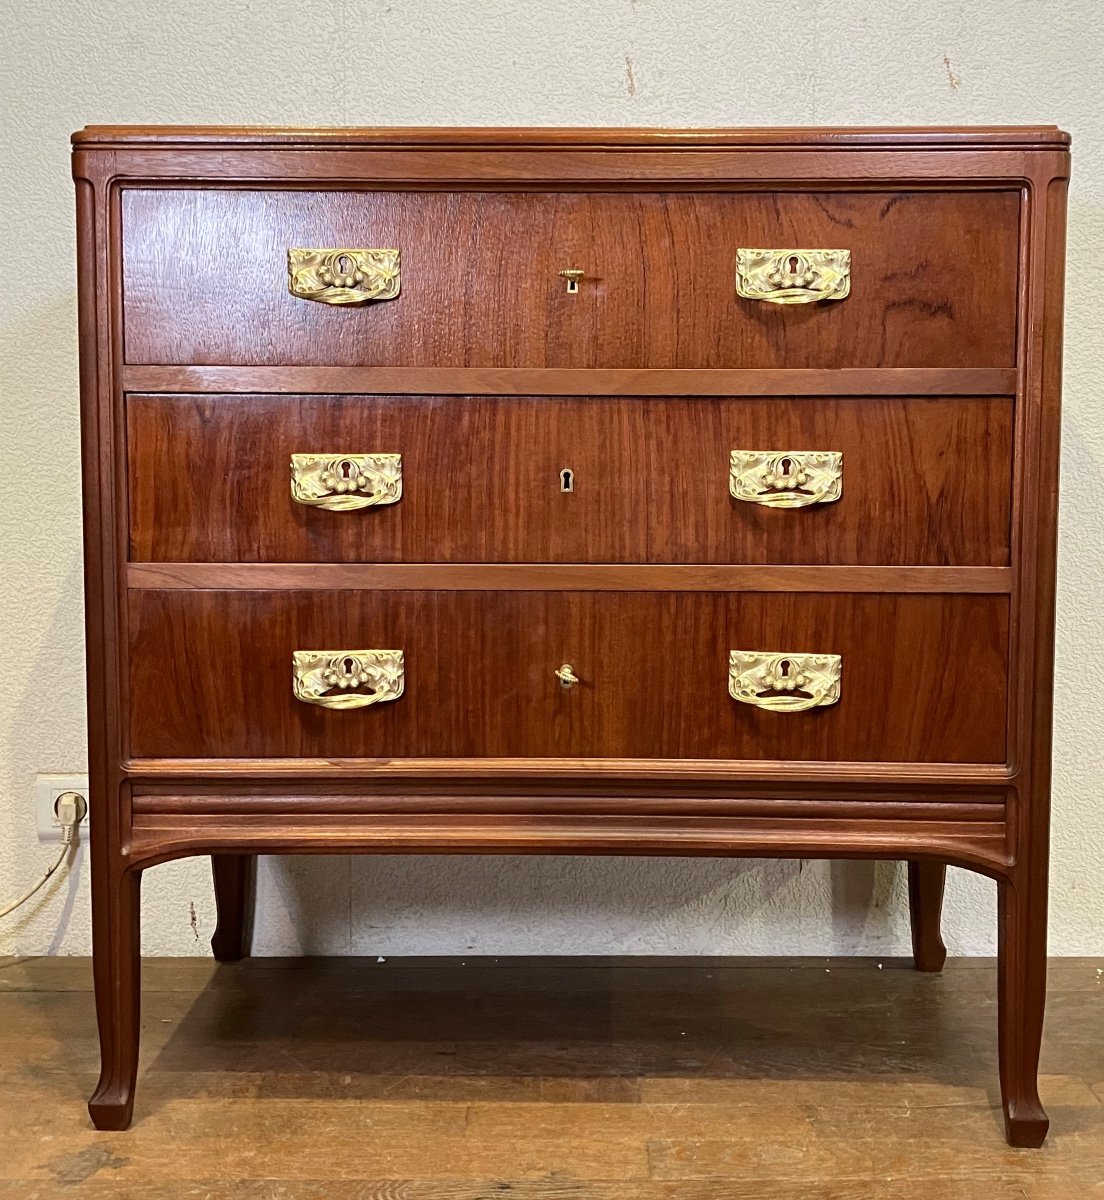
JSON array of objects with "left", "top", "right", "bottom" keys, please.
[{"left": 121, "top": 189, "right": 1020, "bottom": 368}]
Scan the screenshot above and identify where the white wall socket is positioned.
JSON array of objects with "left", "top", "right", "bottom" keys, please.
[{"left": 36, "top": 774, "right": 90, "bottom": 842}]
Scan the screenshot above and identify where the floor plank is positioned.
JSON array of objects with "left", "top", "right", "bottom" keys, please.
[{"left": 1, "top": 956, "right": 1102, "bottom": 1197}]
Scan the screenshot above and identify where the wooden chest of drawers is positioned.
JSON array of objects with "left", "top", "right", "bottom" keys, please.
[{"left": 72, "top": 125, "right": 1070, "bottom": 1144}]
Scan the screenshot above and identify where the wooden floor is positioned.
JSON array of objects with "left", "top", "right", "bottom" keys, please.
[{"left": 1, "top": 955, "right": 1102, "bottom": 1198}]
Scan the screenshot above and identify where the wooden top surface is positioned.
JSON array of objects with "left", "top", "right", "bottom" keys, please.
[{"left": 71, "top": 124, "right": 1071, "bottom": 150}]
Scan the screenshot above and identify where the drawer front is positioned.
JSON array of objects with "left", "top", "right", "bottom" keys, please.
[
  {"left": 128, "top": 591, "right": 1008, "bottom": 762},
  {"left": 121, "top": 189, "right": 1019, "bottom": 368},
  {"left": 128, "top": 394, "right": 1011, "bottom": 565}
]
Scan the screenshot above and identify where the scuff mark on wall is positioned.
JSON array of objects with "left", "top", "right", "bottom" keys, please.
[
  {"left": 189, "top": 901, "right": 199, "bottom": 941},
  {"left": 943, "top": 53, "right": 961, "bottom": 90},
  {"left": 624, "top": 54, "right": 637, "bottom": 97}
]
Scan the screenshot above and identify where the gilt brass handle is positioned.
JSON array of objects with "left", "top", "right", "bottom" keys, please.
[
  {"left": 288, "top": 248, "right": 400, "bottom": 305},
  {"left": 729, "top": 450, "right": 842, "bottom": 508},
  {"left": 736, "top": 249, "right": 850, "bottom": 304},
  {"left": 554, "top": 663, "right": 580, "bottom": 688},
  {"left": 292, "top": 650, "right": 404, "bottom": 709},
  {"left": 729, "top": 651, "right": 841, "bottom": 713},
  {"left": 291, "top": 454, "right": 402, "bottom": 511}
]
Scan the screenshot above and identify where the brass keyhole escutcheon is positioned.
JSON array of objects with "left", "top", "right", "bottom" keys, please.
[
  {"left": 559, "top": 268, "right": 585, "bottom": 294},
  {"left": 293, "top": 649, "right": 405, "bottom": 709},
  {"left": 763, "top": 658, "right": 809, "bottom": 694},
  {"left": 323, "top": 253, "right": 361, "bottom": 288},
  {"left": 772, "top": 254, "right": 816, "bottom": 290},
  {"left": 554, "top": 663, "right": 580, "bottom": 688},
  {"left": 735, "top": 248, "right": 850, "bottom": 305},
  {"left": 765, "top": 456, "right": 808, "bottom": 491},
  {"left": 560, "top": 468, "right": 575, "bottom": 492},
  {"left": 728, "top": 650, "right": 841, "bottom": 713},
  {"left": 288, "top": 248, "right": 401, "bottom": 305},
  {"left": 729, "top": 450, "right": 842, "bottom": 508}
]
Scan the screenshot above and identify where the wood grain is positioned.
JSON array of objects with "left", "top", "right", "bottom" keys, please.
[
  {"left": 126, "top": 813, "right": 1009, "bottom": 875},
  {"left": 121, "top": 190, "right": 1020, "bottom": 369},
  {"left": 120, "top": 365, "right": 1019, "bottom": 395},
  {"left": 134, "top": 795, "right": 1006, "bottom": 819},
  {"left": 125, "top": 758, "right": 1013, "bottom": 785},
  {"left": 126, "top": 590, "right": 1009, "bottom": 764},
  {"left": 125, "top": 563, "right": 1013, "bottom": 592},
  {"left": 127, "top": 394, "right": 1013, "bottom": 566},
  {"left": 100, "top": 146, "right": 1070, "bottom": 190}
]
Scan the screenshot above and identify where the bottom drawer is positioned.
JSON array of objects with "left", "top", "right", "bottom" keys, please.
[{"left": 128, "top": 590, "right": 1008, "bottom": 763}]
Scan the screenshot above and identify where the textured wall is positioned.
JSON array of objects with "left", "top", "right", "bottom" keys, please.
[{"left": 2, "top": 0, "right": 1100, "bottom": 957}]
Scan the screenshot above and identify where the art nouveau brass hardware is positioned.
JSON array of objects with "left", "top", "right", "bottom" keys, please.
[
  {"left": 288, "top": 248, "right": 400, "bottom": 305},
  {"left": 292, "top": 650, "right": 405, "bottom": 709},
  {"left": 728, "top": 651, "right": 842, "bottom": 713},
  {"left": 735, "top": 249, "right": 851, "bottom": 304},
  {"left": 290, "top": 454, "right": 402, "bottom": 511},
  {"left": 554, "top": 664, "right": 580, "bottom": 688},
  {"left": 559, "top": 268, "right": 585, "bottom": 294},
  {"left": 729, "top": 450, "right": 843, "bottom": 508}
]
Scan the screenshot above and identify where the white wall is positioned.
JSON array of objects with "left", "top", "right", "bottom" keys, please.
[{"left": 2, "top": 0, "right": 1100, "bottom": 958}]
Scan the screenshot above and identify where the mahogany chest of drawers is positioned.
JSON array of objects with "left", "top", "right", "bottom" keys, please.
[{"left": 72, "top": 125, "right": 1070, "bottom": 1143}]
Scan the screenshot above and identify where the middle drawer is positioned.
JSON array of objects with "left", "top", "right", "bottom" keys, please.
[{"left": 127, "top": 393, "right": 1011, "bottom": 564}]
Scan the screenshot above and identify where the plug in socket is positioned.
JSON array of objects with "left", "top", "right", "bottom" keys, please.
[{"left": 36, "top": 775, "right": 90, "bottom": 841}]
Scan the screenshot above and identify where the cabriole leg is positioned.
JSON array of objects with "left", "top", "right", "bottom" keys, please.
[
  {"left": 997, "top": 870, "right": 1050, "bottom": 1147},
  {"left": 88, "top": 861, "right": 142, "bottom": 1130},
  {"left": 210, "top": 854, "right": 256, "bottom": 962},
  {"left": 907, "top": 860, "right": 948, "bottom": 972}
]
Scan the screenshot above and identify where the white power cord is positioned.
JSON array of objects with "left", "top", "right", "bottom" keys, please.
[{"left": 0, "top": 792, "right": 87, "bottom": 919}]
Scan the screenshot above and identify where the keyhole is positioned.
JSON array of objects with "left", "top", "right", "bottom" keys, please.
[
  {"left": 343, "top": 657, "right": 356, "bottom": 675},
  {"left": 778, "top": 659, "right": 791, "bottom": 678},
  {"left": 340, "top": 460, "right": 353, "bottom": 480},
  {"left": 787, "top": 255, "right": 800, "bottom": 274},
  {"left": 559, "top": 268, "right": 585, "bottom": 294},
  {"left": 779, "top": 457, "right": 794, "bottom": 477},
  {"left": 335, "top": 254, "right": 353, "bottom": 275},
  {"left": 560, "top": 468, "right": 575, "bottom": 493}
]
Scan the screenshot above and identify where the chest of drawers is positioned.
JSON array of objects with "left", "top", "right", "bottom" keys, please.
[{"left": 72, "top": 125, "right": 1069, "bottom": 1143}]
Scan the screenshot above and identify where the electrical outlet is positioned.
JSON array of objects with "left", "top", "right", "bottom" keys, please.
[{"left": 36, "top": 774, "right": 90, "bottom": 842}]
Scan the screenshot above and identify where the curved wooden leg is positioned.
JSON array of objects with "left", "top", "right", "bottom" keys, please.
[
  {"left": 998, "top": 869, "right": 1050, "bottom": 1147},
  {"left": 211, "top": 854, "right": 256, "bottom": 962},
  {"left": 908, "top": 860, "right": 947, "bottom": 972},
  {"left": 88, "top": 860, "right": 142, "bottom": 1131}
]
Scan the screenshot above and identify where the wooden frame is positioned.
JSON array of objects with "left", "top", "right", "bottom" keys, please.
[{"left": 72, "top": 125, "right": 1069, "bottom": 1144}]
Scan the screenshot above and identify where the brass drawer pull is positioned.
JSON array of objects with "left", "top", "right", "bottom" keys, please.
[
  {"left": 729, "top": 651, "right": 842, "bottom": 713},
  {"left": 736, "top": 249, "right": 850, "bottom": 304},
  {"left": 290, "top": 454, "right": 402, "bottom": 511},
  {"left": 288, "top": 248, "right": 400, "bottom": 305},
  {"left": 293, "top": 650, "right": 404, "bottom": 709},
  {"left": 730, "top": 450, "right": 842, "bottom": 508}
]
